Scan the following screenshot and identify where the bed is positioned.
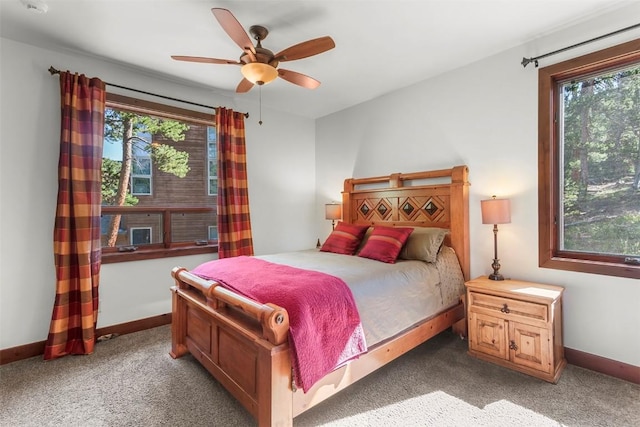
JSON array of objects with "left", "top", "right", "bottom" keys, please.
[{"left": 170, "top": 165, "right": 470, "bottom": 426}]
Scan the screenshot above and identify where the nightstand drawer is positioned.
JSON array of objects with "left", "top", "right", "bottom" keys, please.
[{"left": 469, "top": 291, "right": 548, "bottom": 322}]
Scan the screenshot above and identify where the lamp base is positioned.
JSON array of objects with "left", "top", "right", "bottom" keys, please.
[{"left": 489, "top": 257, "right": 504, "bottom": 281}]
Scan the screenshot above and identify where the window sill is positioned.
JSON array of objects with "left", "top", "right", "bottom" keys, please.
[
  {"left": 540, "top": 256, "right": 640, "bottom": 279},
  {"left": 102, "top": 245, "right": 217, "bottom": 264}
]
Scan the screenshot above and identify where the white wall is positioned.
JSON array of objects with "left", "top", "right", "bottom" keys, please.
[
  {"left": 2, "top": 4, "right": 639, "bottom": 368},
  {"left": 316, "top": 4, "right": 640, "bottom": 367},
  {"left": 0, "top": 38, "right": 316, "bottom": 349}
]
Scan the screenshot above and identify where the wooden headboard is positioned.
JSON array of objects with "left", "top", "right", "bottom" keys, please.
[{"left": 342, "top": 165, "right": 470, "bottom": 280}]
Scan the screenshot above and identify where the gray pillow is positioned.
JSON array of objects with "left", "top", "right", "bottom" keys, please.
[{"left": 398, "top": 227, "right": 449, "bottom": 263}]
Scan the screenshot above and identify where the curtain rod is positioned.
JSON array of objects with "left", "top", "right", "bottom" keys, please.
[
  {"left": 48, "top": 66, "right": 249, "bottom": 118},
  {"left": 521, "top": 22, "right": 640, "bottom": 68}
]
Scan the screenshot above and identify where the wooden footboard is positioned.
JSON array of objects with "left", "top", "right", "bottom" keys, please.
[
  {"left": 171, "top": 267, "right": 465, "bottom": 426},
  {"left": 170, "top": 267, "right": 294, "bottom": 425}
]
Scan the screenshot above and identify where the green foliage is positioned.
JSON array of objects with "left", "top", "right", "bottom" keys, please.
[
  {"left": 104, "top": 110, "right": 189, "bottom": 144},
  {"left": 562, "top": 67, "right": 640, "bottom": 191},
  {"left": 151, "top": 143, "right": 190, "bottom": 178},
  {"left": 561, "top": 64, "right": 640, "bottom": 256},
  {"left": 152, "top": 118, "right": 189, "bottom": 142},
  {"left": 564, "top": 211, "right": 640, "bottom": 255},
  {"left": 562, "top": 177, "right": 580, "bottom": 216}
]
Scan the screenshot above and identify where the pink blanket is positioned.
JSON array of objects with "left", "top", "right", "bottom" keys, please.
[{"left": 191, "top": 256, "right": 367, "bottom": 392}]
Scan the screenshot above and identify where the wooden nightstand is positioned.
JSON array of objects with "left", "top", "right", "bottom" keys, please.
[{"left": 465, "top": 276, "right": 566, "bottom": 383}]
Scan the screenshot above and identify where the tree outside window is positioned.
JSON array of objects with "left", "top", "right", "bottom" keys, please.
[{"left": 559, "top": 64, "right": 639, "bottom": 255}]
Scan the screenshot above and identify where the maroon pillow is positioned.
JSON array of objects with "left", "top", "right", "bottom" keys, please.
[
  {"left": 320, "top": 222, "right": 370, "bottom": 255},
  {"left": 358, "top": 226, "right": 414, "bottom": 263}
]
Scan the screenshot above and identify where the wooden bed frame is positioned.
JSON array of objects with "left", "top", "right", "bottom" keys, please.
[{"left": 170, "top": 165, "right": 470, "bottom": 426}]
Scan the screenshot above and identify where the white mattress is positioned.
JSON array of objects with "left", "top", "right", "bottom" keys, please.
[{"left": 257, "top": 246, "right": 465, "bottom": 346}]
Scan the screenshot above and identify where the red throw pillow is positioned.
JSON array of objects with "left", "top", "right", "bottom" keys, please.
[
  {"left": 320, "top": 222, "right": 370, "bottom": 255},
  {"left": 358, "top": 226, "right": 414, "bottom": 263}
]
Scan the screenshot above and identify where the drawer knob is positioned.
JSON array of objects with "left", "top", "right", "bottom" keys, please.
[
  {"left": 500, "top": 303, "right": 510, "bottom": 314},
  {"left": 509, "top": 340, "right": 518, "bottom": 350}
]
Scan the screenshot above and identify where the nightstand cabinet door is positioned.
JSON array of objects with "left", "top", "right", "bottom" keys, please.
[
  {"left": 469, "top": 311, "right": 507, "bottom": 359},
  {"left": 509, "top": 320, "right": 551, "bottom": 373}
]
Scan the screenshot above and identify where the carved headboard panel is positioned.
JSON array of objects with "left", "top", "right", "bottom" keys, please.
[{"left": 342, "top": 165, "right": 470, "bottom": 280}]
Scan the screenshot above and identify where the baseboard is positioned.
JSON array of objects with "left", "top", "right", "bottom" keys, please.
[
  {"left": 0, "top": 313, "right": 171, "bottom": 365},
  {"left": 2, "top": 316, "right": 638, "bottom": 385},
  {"left": 565, "top": 347, "right": 640, "bottom": 385}
]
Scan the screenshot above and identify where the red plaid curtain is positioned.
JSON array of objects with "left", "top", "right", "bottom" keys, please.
[
  {"left": 44, "top": 71, "right": 105, "bottom": 360},
  {"left": 216, "top": 107, "right": 254, "bottom": 258}
]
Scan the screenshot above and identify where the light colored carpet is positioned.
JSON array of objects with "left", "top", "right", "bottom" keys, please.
[{"left": 1, "top": 325, "right": 638, "bottom": 426}]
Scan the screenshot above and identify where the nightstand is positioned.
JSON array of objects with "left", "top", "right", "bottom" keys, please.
[{"left": 465, "top": 276, "right": 566, "bottom": 383}]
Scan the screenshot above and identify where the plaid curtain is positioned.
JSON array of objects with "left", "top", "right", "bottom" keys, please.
[
  {"left": 44, "top": 71, "right": 105, "bottom": 360},
  {"left": 216, "top": 107, "right": 254, "bottom": 258}
]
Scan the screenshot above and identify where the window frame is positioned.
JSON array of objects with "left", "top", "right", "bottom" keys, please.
[
  {"left": 130, "top": 226, "right": 152, "bottom": 245},
  {"left": 538, "top": 38, "right": 640, "bottom": 279},
  {"left": 102, "top": 93, "right": 218, "bottom": 264}
]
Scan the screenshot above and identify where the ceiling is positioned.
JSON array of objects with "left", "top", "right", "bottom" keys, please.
[{"left": 0, "top": 0, "right": 632, "bottom": 119}]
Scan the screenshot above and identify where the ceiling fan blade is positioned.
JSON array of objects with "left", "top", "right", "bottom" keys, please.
[
  {"left": 236, "top": 78, "right": 255, "bottom": 93},
  {"left": 211, "top": 8, "right": 256, "bottom": 54},
  {"left": 274, "top": 36, "right": 335, "bottom": 62},
  {"left": 277, "top": 69, "right": 321, "bottom": 89},
  {"left": 171, "top": 56, "right": 240, "bottom": 65}
]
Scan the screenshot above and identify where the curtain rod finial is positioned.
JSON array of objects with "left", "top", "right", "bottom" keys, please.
[
  {"left": 521, "top": 57, "right": 533, "bottom": 68},
  {"left": 48, "top": 66, "right": 60, "bottom": 75}
]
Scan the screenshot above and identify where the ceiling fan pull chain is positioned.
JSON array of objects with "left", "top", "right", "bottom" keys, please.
[{"left": 259, "top": 85, "right": 263, "bottom": 125}]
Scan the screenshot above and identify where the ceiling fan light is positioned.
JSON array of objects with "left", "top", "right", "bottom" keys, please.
[{"left": 241, "top": 63, "right": 278, "bottom": 85}]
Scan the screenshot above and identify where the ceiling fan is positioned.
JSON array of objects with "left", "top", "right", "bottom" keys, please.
[{"left": 172, "top": 8, "right": 335, "bottom": 93}]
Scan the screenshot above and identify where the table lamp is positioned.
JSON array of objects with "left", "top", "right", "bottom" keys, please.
[
  {"left": 481, "top": 196, "right": 511, "bottom": 281},
  {"left": 325, "top": 203, "right": 342, "bottom": 230}
]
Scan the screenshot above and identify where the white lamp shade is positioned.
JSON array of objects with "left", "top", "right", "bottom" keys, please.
[
  {"left": 325, "top": 203, "right": 342, "bottom": 220},
  {"left": 481, "top": 198, "right": 511, "bottom": 224}
]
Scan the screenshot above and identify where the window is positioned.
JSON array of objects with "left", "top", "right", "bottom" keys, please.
[
  {"left": 101, "top": 94, "right": 218, "bottom": 263},
  {"left": 131, "top": 135, "right": 152, "bottom": 195},
  {"left": 130, "top": 227, "right": 152, "bottom": 245},
  {"left": 207, "top": 126, "right": 218, "bottom": 195},
  {"left": 538, "top": 39, "right": 640, "bottom": 279},
  {"left": 208, "top": 225, "right": 218, "bottom": 241}
]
